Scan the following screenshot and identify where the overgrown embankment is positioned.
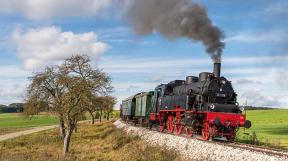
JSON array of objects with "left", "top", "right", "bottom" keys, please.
[
  {"left": 0, "top": 120, "right": 181, "bottom": 161},
  {"left": 114, "top": 120, "right": 288, "bottom": 161}
]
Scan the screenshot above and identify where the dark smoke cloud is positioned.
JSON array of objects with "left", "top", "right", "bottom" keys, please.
[{"left": 123, "top": 0, "right": 225, "bottom": 62}]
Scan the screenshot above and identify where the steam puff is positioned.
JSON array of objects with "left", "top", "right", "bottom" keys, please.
[{"left": 123, "top": 0, "right": 224, "bottom": 62}]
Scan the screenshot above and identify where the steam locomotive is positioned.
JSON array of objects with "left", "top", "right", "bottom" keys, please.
[{"left": 121, "top": 63, "right": 251, "bottom": 141}]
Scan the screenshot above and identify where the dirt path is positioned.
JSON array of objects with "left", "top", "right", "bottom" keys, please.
[
  {"left": 0, "top": 120, "right": 90, "bottom": 142},
  {"left": 0, "top": 125, "right": 59, "bottom": 142}
]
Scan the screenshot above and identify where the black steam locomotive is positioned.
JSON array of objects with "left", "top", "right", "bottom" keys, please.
[{"left": 121, "top": 63, "right": 251, "bottom": 141}]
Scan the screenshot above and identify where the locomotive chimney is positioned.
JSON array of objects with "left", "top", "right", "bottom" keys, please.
[{"left": 213, "top": 63, "right": 221, "bottom": 78}]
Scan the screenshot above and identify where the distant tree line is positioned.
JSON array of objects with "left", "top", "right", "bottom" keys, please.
[
  {"left": 86, "top": 95, "right": 116, "bottom": 124},
  {"left": 244, "top": 106, "right": 276, "bottom": 110},
  {"left": 0, "top": 103, "right": 24, "bottom": 113}
]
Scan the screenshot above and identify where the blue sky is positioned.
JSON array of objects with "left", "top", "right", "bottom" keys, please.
[{"left": 0, "top": 0, "right": 287, "bottom": 107}]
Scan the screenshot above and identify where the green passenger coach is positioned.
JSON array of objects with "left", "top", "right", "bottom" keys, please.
[
  {"left": 121, "top": 94, "right": 136, "bottom": 120},
  {"left": 121, "top": 92, "right": 154, "bottom": 122},
  {"left": 135, "top": 92, "right": 154, "bottom": 118}
]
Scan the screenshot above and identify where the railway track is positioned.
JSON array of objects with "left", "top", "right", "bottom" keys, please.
[
  {"left": 123, "top": 120, "right": 288, "bottom": 158},
  {"left": 224, "top": 142, "right": 288, "bottom": 158}
]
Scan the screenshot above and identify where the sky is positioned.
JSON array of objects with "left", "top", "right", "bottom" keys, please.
[{"left": 0, "top": 0, "right": 287, "bottom": 108}]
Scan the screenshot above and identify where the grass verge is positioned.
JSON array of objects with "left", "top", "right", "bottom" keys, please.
[
  {"left": 237, "top": 109, "right": 288, "bottom": 150},
  {"left": 0, "top": 120, "right": 183, "bottom": 161}
]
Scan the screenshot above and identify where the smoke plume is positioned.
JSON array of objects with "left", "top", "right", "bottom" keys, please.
[{"left": 123, "top": 0, "right": 225, "bottom": 62}]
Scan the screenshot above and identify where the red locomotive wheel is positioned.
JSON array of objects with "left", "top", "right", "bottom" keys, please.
[
  {"left": 174, "top": 124, "right": 183, "bottom": 135},
  {"left": 166, "top": 115, "right": 174, "bottom": 133},
  {"left": 202, "top": 122, "right": 210, "bottom": 141},
  {"left": 185, "top": 127, "right": 193, "bottom": 137},
  {"left": 210, "top": 125, "right": 217, "bottom": 138},
  {"left": 159, "top": 120, "right": 164, "bottom": 132}
]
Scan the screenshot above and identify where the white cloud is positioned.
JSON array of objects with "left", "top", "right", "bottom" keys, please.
[
  {"left": 98, "top": 55, "right": 288, "bottom": 108},
  {"left": 235, "top": 79, "right": 262, "bottom": 85},
  {"left": 239, "top": 89, "right": 284, "bottom": 107},
  {"left": 225, "top": 30, "right": 288, "bottom": 43},
  {"left": 0, "top": 65, "right": 29, "bottom": 78},
  {"left": 0, "top": 0, "right": 111, "bottom": 20},
  {"left": 112, "top": 81, "right": 158, "bottom": 108},
  {"left": 149, "top": 75, "right": 165, "bottom": 82},
  {"left": 11, "top": 26, "right": 109, "bottom": 70},
  {"left": 113, "top": 82, "right": 156, "bottom": 91},
  {"left": 0, "top": 65, "right": 30, "bottom": 105},
  {"left": 100, "top": 55, "right": 288, "bottom": 75},
  {"left": 0, "top": 54, "right": 287, "bottom": 107},
  {"left": 0, "top": 79, "right": 27, "bottom": 105}
]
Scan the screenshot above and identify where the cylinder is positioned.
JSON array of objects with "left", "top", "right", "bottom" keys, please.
[
  {"left": 199, "top": 72, "right": 211, "bottom": 82},
  {"left": 213, "top": 63, "right": 221, "bottom": 78},
  {"left": 186, "top": 76, "right": 198, "bottom": 84}
]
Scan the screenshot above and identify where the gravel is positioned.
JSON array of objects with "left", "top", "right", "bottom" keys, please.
[{"left": 113, "top": 120, "right": 288, "bottom": 161}]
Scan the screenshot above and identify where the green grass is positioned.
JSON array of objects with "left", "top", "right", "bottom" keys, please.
[
  {"left": 111, "top": 110, "right": 120, "bottom": 118},
  {"left": 0, "top": 110, "right": 120, "bottom": 135},
  {"left": 237, "top": 109, "right": 288, "bottom": 149},
  {"left": 0, "top": 113, "right": 59, "bottom": 134}
]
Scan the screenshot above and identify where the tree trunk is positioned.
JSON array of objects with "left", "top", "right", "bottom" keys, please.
[
  {"left": 63, "top": 123, "right": 75, "bottom": 154},
  {"left": 74, "top": 125, "right": 77, "bottom": 133},
  {"left": 100, "top": 110, "right": 102, "bottom": 122},
  {"left": 59, "top": 115, "right": 65, "bottom": 138},
  {"left": 91, "top": 114, "right": 95, "bottom": 124},
  {"left": 89, "top": 111, "right": 94, "bottom": 124},
  {"left": 107, "top": 112, "right": 110, "bottom": 120}
]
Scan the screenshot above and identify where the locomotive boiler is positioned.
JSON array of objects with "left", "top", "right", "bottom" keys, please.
[{"left": 121, "top": 62, "right": 251, "bottom": 141}]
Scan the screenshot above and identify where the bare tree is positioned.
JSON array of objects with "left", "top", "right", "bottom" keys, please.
[
  {"left": 60, "top": 55, "right": 112, "bottom": 154},
  {"left": 59, "top": 75, "right": 90, "bottom": 153},
  {"left": 92, "top": 96, "right": 106, "bottom": 123},
  {"left": 86, "top": 96, "right": 106, "bottom": 124},
  {"left": 103, "top": 96, "right": 117, "bottom": 120},
  {"left": 25, "top": 55, "right": 112, "bottom": 154},
  {"left": 25, "top": 67, "right": 66, "bottom": 137},
  {"left": 85, "top": 96, "right": 98, "bottom": 124},
  {"left": 88, "top": 96, "right": 116, "bottom": 122}
]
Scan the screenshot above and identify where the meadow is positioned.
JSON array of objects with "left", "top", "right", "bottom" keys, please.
[
  {"left": 0, "top": 113, "right": 59, "bottom": 135},
  {"left": 237, "top": 109, "right": 288, "bottom": 149},
  {"left": 0, "top": 111, "right": 120, "bottom": 135},
  {"left": 0, "top": 120, "right": 181, "bottom": 161}
]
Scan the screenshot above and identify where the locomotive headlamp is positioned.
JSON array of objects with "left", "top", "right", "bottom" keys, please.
[
  {"left": 244, "top": 120, "right": 252, "bottom": 128},
  {"left": 209, "top": 104, "right": 215, "bottom": 110},
  {"left": 221, "top": 80, "right": 226, "bottom": 84}
]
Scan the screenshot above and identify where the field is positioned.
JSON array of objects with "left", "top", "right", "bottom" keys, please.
[
  {"left": 0, "top": 111, "right": 121, "bottom": 135},
  {"left": 237, "top": 109, "right": 288, "bottom": 149},
  {"left": 0, "top": 113, "right": 59, "bottom": 135},
  {"left": 0, "top": 120, "right": 181, "bottom": 161}
]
